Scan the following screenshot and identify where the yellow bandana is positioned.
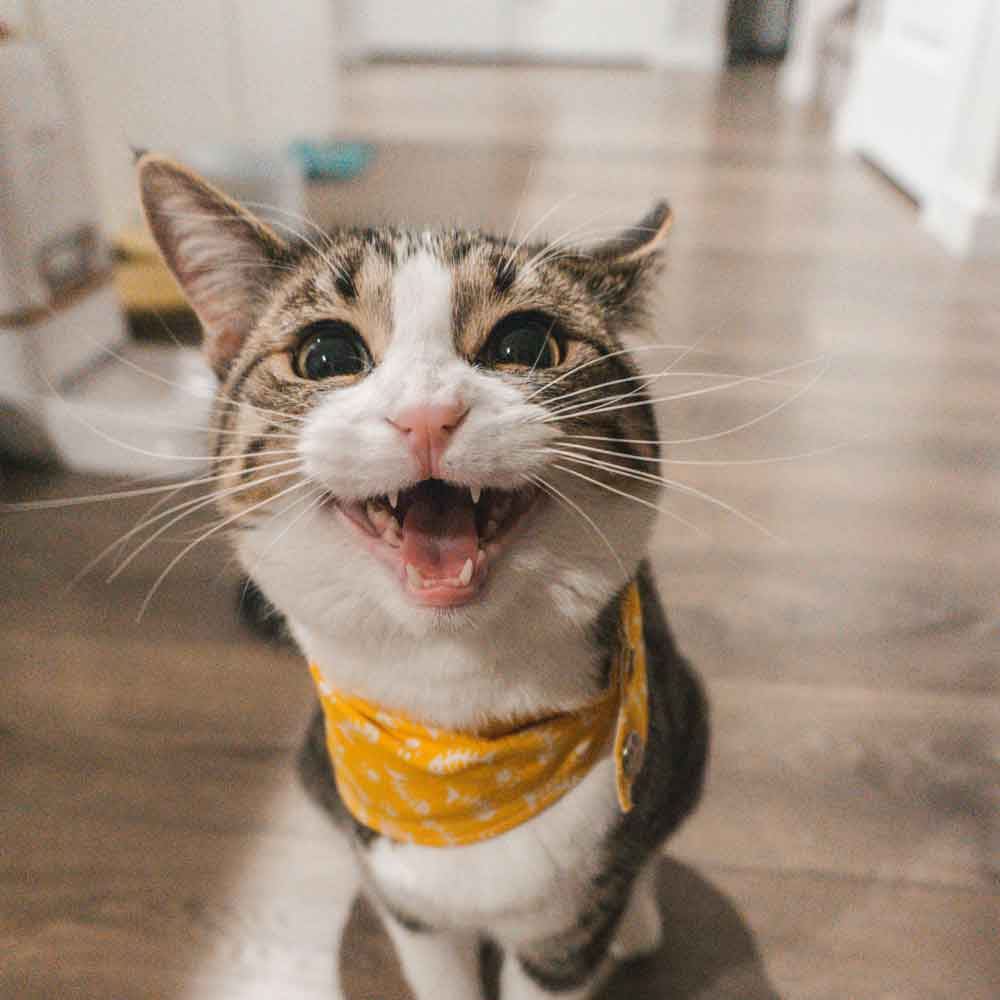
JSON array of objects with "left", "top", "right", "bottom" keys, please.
[{"left": 309, "top": 582, "right": 649, "bottom": 847}]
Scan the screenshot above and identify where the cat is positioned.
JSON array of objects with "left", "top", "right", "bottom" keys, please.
[{"left": 137, "top": 154, "right": 709, "bottom": 1000}]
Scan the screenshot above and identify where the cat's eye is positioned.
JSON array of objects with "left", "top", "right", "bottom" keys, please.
[
  {"left": 483, "top": 312, "right": 563, "bottom": 370},
  {"left": 295, "top": 321, "right": 371, "bottom": 380}
]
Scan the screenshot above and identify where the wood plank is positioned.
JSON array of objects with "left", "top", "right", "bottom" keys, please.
[{"left": 2, "top": 61, "right": 998, "bottom": 999}]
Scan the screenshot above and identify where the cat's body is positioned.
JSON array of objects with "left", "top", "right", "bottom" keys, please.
[
  {"left": 299, "top": 560, "right": 706, "bottom": 998},
  {"left": 138, "top": 155, "right": 709, "bottom": 999}
]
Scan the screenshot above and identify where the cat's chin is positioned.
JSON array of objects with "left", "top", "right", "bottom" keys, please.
[{"left": 326, "top": 480, "right": 542, "bottom": 609}]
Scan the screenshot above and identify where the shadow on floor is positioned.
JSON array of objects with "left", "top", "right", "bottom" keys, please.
[
  {"left": 601, "top": 857, "right": 781, "bottom": 999},
  {"left": 341, "top": 856, "right": 780, "bottom": 999}
]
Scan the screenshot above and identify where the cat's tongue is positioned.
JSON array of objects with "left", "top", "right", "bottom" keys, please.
[{"left": 400, "top": 482, "right": 478, "bottom": 582}]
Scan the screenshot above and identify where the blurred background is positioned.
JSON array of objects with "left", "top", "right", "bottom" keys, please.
[{"left": 1, "top": 2, "right": 997, "bottom": 998}]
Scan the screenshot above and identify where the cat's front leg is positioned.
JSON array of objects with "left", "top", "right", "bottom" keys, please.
[
  {"left": 499, "top": 950, "right": 612, "bottom": 1000},
  {"left": 380, "top": 908, "right": 484, "bottom": 1000},
  {"left": 325, "top": 856, "right": 361, "bottom": 1000}
]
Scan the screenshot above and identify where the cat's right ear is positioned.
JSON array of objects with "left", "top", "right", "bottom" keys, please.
[{"left": 137, "top": 154, "right": 288, "bottom": 376}]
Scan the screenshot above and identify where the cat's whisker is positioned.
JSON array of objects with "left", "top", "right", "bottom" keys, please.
[
  {"left": 1, "top": 454, "right": 293, "bottom": 513},
  {"left": 547, "top": 449, "right": 779, "bottom": 541},
  {"left": 556, "top": 354, "right": 834, "bottom": 453},
  {"left": 601, "top": 335, "right": 708, "bottom": 412},
  {"left": 520, "top": 216, "right": 623, "bottom": 264},
  {"left": 199, "top": 477, "right": 324, "bottom": 547},
  {"left": 523, "top": 342, "right": 702, "bottom": 403},
  {"left": 239, "top": 200, "right": 338, "bottom": 248},
  {"left": 99, "top": 460, "right": 307, "bottom": 583},
  {"left": 123, "top": 452, "right": 305, "bottom": 533},
  {"left": 499, "top": 160, "right": 537, "bottom": 263},
  {"left": 503, "top": 193, "right": 579, "bottom": 271},
  {"left": 136, "top": 475, "right": 312, "bottom": 621},
  {"left": 556, "top": 432, "right": 878, "bottom": 467},
  {"left": 240, "top": 482, "right": 331, "bottom": 581},
  {"left": 547, "top": 461, "right": 709, "bottom": 539},
  {"left": 263, "top": 219, "right": 352, "bottom": 286},
  {"left": 112, "top": 464, "right": 304, "bottom": 587},
  {"left": 520, "top": 220, "right": 639, "bottom": 272},
  {"left": 542, "top": 356, "right": 828, "bottom": 423},
  {"left": 524, "top": 472, "right": 627, "bottom": 578},
  {"left": 42, "top": 390, "right": 301, "bottom": 467},
  {"left": 519, "top": 222, "right": 628, "bottom": 280},
  {"left": 543, "top": 367, "right": 808, "bottom": 417},
  {"left": 208, "top": 258, "right": 301, "bottom": 274},
  {"left": 74, "top": 336, "right": 309, "bottom": 428},
  {"left": 27, "top": 390, "right": 301, "bottom": 442},
  {"left": 520, "top": 218, "right": 664, "bottom": 276},
  {"left": 148, "top": 206, "right": 350, "bottom": 288},
  {"left": 219, "top": 482, "right": 331, "bottom": 586}
]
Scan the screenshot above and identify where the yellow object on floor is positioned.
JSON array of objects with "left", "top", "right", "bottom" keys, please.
[
  {"left": 112, "top": 224, "right": 186, "bottom": 313},
  {"left": 309, "top": 582, "right": 649, "bottom": 847}
]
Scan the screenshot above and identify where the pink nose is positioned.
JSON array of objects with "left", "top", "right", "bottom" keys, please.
[{"left": 388, "top": 402, "right": 469, "bottom": 478}]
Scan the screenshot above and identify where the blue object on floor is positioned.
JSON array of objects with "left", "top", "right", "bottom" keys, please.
[{"left": 289, "top": 140, "right": 376, "bottom": 181}]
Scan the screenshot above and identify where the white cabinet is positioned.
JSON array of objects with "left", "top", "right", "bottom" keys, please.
[
  {"left": 355, "top": 1, "right": 509, "bottom": 57},
  {"left": 513, "top": 0, "right": 666, "bottom": 63},
  {"left": 348, "top": 0, "right": 726, "bottom": 69},
  {"left": 836, "top": 0, "right": 1000, "bottom": 256}
]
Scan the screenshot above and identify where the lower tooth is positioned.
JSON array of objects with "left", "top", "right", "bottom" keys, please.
[
  {"left": 405, "top": 564, "right": 424, "bottom": 588},
  {"left": 458, "top": 558, "right": 474, "bottom": 586},
  {"left": 367, "top": 501, "right": 390, "bottom": 532},
  {"left": 476, "top": 549, "right": 487, "bottom": 568}
]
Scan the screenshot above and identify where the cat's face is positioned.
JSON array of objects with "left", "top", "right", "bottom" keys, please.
[{"left": 139, "top": 156, "right": 669, "bottom": 643}]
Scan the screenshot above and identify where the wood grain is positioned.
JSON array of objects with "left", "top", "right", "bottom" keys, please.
[{"left": 2, "top": 62, "right": 998, "bottom": 999}]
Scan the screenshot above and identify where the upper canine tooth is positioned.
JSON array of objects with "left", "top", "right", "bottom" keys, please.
[
  {"left": 388, "top": 491, "right": 399, "bottom": 509},
  {"left": 405, "top": 563, "right": 424, "bottom": 588},
  {"left": 470, "top": 485, "right": 482, "bottom": 504}
]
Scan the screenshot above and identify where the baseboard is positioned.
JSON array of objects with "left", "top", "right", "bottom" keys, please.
[
  {"left": 652, "top": 40, "right": 725, "bottom": 72},
  {"left": 922, "top": 184, "right": 1000, "bottom": 258}
]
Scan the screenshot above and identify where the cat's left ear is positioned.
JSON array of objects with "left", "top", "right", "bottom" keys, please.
[
  {"left": 137, "top": 153, "right": 289, "bottom": 376},
  {"left": 591, "top": 201, "right": 673, "bottom": 268}
]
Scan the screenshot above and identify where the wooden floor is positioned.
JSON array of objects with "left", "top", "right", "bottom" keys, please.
[{"left": 2, "top": 64, "right": 998, "bottom": 999}]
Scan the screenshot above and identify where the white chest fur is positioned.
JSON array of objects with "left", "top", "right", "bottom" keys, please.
[{"left": 363, "top": 755, "right": 619, "bottom": 946}]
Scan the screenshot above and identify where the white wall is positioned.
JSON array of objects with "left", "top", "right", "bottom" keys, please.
[{"left": 21, "top": 0, "right": 340, "bottom": 235}]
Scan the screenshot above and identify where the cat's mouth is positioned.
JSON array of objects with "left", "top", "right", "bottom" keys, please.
[{"left": 332, "top": 479, "right": 539, "bottom": 608}]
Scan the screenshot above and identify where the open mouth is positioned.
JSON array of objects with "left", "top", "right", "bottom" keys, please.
[{"left": 332, "top": 480, "right": 540, "bottom": 607}]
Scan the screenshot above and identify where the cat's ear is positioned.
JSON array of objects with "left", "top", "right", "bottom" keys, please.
[
  {"left": 591, "top": 201, "right": 673, "bottom": 267},
  {"left": 137, "top": 153, "right": 288, "bottom": 376}
]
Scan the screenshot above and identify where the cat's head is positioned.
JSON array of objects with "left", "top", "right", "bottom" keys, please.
[{"left": 139, "top": 155, "right": 669, "bottom": 645}]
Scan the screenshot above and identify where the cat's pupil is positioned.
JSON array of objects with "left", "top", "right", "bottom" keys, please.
[{"left": 297, "top": 323, "right": 369, "bottom": 380}]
